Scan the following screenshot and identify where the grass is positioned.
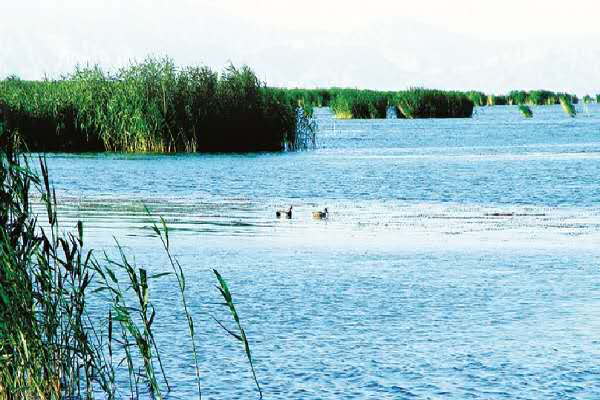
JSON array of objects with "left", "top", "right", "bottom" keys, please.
[
  {"left": 0, "top": 131, "right": 263, "bottom": 399},
  {"left": 518, "top": 105, "right": 533, "bottom": 118},
  {"left": 394, "top": 89, "right": 474, "bottom": 118},
  {"left": 0, "top": 58, "right": 313, "bottom": 153},
  {"left": 559, "top": 96, "right": 577, "bottom": 117}
]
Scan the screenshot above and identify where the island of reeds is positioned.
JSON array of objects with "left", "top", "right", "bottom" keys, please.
[
  {"left": 0, "top": 56, "right": 588, "bottom": 153},
  {"left": 0, "top": 58, "right": 313, "bottom": 153}
]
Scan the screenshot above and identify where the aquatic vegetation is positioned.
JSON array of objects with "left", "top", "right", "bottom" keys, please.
[
  {"left": 583, "top": 95, "right": 593, "bottom": 104},
  {"left": 329, "top": 89, "right": 391, "bottom": 119},
  {"left": 559, "top": 96, "right": 577, "bottom": 117},
  {"left": 0, "top": 58, "right": 309, "bottom": 153},
  {"left": 519, "top": 104, "right": 533, "bottom": 118},
  {"left": 0, "top": 134, "right": 262, "bottom": 399},
  {"left": 466, "top": 91, "right": 487, "bottom": 106},
  {"left": 394, "top": 88, "right": 474, "bottom": 118}
]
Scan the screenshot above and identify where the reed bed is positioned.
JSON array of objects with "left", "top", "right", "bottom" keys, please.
[
  {"left": 0, "top": 132, "right": 263, "bottom": 399},
  {"left": 518, "top": 105, "right": 533, "bottom": 118},
  {"left": 0, "top": 58, "right": 310, "bottom": 153},
  {"left": 329, "top": 89, "right": 392, "bottom": 119},
  {"left": 466, "top": 91, "right": 487, "bottom": 106},
  {"left": 394, "top": 89, "right": 474, "bottom": 119}
]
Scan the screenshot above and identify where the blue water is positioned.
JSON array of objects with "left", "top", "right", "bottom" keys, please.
[{"left": 42, "top": 105, "right": 600, "bottom": 399}]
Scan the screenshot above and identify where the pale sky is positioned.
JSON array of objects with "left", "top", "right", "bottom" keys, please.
[{"left": 2, "top": 0, "right": 600, "bottom": 94}]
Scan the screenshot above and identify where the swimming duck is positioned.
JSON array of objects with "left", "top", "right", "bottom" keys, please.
[
  {"left": 312, "top": 207, "right": 329, "bottom": 219},
  {"left": 276, "top": 206, "right": 293, "bottom": 219}
]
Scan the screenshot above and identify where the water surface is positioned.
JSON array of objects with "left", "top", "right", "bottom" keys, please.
[{"left": 41, "top": 105, "right": 600, "bottom": 399}]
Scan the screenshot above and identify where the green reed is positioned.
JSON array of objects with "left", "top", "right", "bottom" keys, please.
[
  {"left": 559, "top": 96, "right": 577, "bottom": 117},
  {"left": 0, "top": 132, "right": 263, "bottom": 399},
  {"left": 394, "top": 88, "right": 474, "bottom": 118},
  {"left": 0, "top": 58, "right": 307, "bottom": 153},
  {"left": 518, "top": 105, "right": 533, "bottom": 118}
]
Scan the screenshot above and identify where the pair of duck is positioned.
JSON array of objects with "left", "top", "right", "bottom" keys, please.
[{"left": 276, "top": 206, "right": 329, "bottom": 220}]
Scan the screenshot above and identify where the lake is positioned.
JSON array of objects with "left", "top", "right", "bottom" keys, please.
[{"left": 41, "top": 105, "right": 600, "bottom": 399}]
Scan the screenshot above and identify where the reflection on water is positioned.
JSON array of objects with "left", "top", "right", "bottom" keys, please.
[{"left": 38, "top": 105, "right": 600, "bottom": 399}]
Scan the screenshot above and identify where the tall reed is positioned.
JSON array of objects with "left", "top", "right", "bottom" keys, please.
[
  {"left": 394, "top": 89, "right": 474, "bottom": 118},
  {"left": 559, "top": 96, "right": 577, "bottom": 117},
  {"left": 0, "top": 58, "right": 311, "bottom": 153},
  {"left": 0, "top": 132, "right": 263, "bottom": 399},
  {"left": 518, "top": 105, "right": 533, "bottom": 118}
]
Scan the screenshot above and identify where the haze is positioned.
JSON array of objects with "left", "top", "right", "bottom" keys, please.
[{"left": 2, "top": 0, "right": 599, "bottom": 94}]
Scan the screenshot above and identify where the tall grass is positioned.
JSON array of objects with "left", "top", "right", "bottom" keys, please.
[
  {"left": 0, "top": 132, "right": 263, "bottom": 399},
  {"left": 0, "top": 58, "right": 311, "bottom": 153},
  {"left": 394, "top": 89, "right": 474, "bottom": 119},
  {"left": 518, "top": 104, "right": 533, "bottom": 118},
  {"left": 559, "top": 96, "right": 577, "bottom": 117},
  {"left": 466, "top": 91, "right": 487, "bottom": 106},
  {"left": 329, "top": 89, "right": 392, "bottom": 119}
]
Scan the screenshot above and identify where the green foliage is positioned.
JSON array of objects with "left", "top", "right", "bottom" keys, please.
[
  {"left": 328, "top": 89, "right": 392, "bottom": 119},
  {"left": 466, "top": 91, "right": 487, "bottom": 106},
  {"left": 0, "top": 58, "right": 305, "bottom": 152},
  {"left": 583, "top": 95, "right": 592, "bottom": 104},
  {"left": 518, "top": 104, "right": 533, "bottom": 118},
  {"left": 0, "top": 135, "right": 262, "bottom": 398},
  {"left": 394, "top": 88, "right": 474, "bottom": 118},
  {"left": 559, "top": 96, "right": 577, "bottom": 117}
]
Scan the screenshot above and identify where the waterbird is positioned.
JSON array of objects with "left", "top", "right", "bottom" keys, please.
[
  {"left": 276, "top": 206, "right": 293, "bottom": 219},
  {"left": 312, "top": 208, "right": 329, "bottom": 220}
]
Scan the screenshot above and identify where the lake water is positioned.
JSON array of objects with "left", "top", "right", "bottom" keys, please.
[{"left": 42, "top": 105, "right": 599, "bottom": 399}]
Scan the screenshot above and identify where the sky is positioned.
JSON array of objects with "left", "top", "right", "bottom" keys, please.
[{"left": 1, "top": 0, "right": 600, "bottom": 94}]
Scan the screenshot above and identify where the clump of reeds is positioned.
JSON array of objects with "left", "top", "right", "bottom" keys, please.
[
  {"left": 394, "top": 88, "right": 474, "bottom": 118},
  {"left": 0, "top": 58, "right": 312, "bottom": 153},
  {"left": 0, "top": 132, "right": 263, "bottom": 399},
  {"left": 466, "top": 91, "right": 487, "bottom": 106},
  {"left": 518, "top": 104, "right": 533, "bottom": 118},
  {"left": 328, "top": 89, "right": 391, "bottom": 119},
  {"left": 559, "top": 96, "right": 577, "bottom": 117}
]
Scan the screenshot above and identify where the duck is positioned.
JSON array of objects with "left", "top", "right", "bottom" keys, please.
[
  {"left": 312, "top": 207, "right": 329, "bottom": 220},
  {"left": 276, "top": 205, "right": 293, "bottom": 219}
]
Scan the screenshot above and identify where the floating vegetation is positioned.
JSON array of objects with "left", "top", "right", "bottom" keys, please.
[
  {"left": 559, "top": 96, "right": 577, "bottom": 117},
  {"left": 394, "top": 88, "right": 474, "bottom": 119},
  {"left": 0, "top": 58, "right": 313, "bottom": 153},
  {"left": 0, "top": 133, "right": 263, "bottom": 398},
  {"left": 519, "top": 104, "right": 533, "bottom": 118}
]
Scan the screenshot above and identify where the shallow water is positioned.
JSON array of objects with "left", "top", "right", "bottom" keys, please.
[{"left": 41, "top": 105, "right": 600, "bottom": 399}]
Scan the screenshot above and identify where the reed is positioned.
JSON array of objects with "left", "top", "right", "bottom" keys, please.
[
  {"left": 0, "top": 132, "right": 263, "bottom": 399},
  {"left": 329, "top": 89, "right": 391, "bottom": 119},
  {"left": 0, "top": 58, "right": 311, "bottom": 153},
  {"left": 394, "top": 88, "right": 474, "bottom": 118},
  {"left": 466, "top": 91, "right": 487, "bottom": 106},
  {"left": 559, "top": 96, "right": 576, "bottom": 117},
  {"left": 518, "top": 104, "right": 533, "bottom": 118}
]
